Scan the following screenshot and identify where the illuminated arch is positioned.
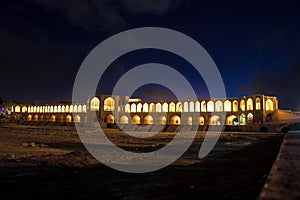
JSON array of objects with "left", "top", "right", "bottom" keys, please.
[
  {"left": 137, "top": 103, "right": 142, "bottom": 112},
  {"left": 226, "top": 115, "right": 238, "bottom": 125},
  {"left": 120, "top": 115, "right": 129, "bottom": 124},
  {"left": 247, "top": 113, "right": 253, "bottom": 124},
  {"left": 246, "top": 98, "right": 253, "bottom": 111},
  {"left": 233, "top": 100, "right": 238, "bottom": 112},
  {"left": 132, "top": 115, "right": 141, "bottom": 124},
  {"left": 239, "top": 114, "right": 246, "bottom": 125},
  {"left": 69, "top": 105, "right": 73, "bottom": 113},
  {"left": 65, "top": 115, "right": 72, "bottom": 122},
  {"left": 149, "top": 103, "right": 155, "bottom": 112},
  {"left": 183, "top": 101, "right": 188, "bottom": 112},
  {"left": 224, "top": 100, "right": 231, "bottom": 112},
  {"left": 125, "top": 103, "right": 130, "bottom": 113},
  {"left": 50, "top": 106, "right": 54, "bottom": 113},
  {"left": 90, "top": 97, "right": 100, "bottom": 111},
  {"left": 27, "top": 114, "right": 32, "bottom": 121},
  {"left": 156, "top": 103, "right": 161, "bottom": 112},
  {"left": 83, "top": 105, "right": 87, "bottom": 112},
  {"left": 240, "top": 99, "right": 245, "bottom": 111},
  {"left": 74, "top": 115, "right": 81, "bottom": 122},
  {"left": 61, "top": 105, "right": 65, "bottom": 113},
  {"left": 169, "top": 102, "right": 175, "bottom": 112},
  {"left": 170, "top": 115, "right": 181, "bottom": 125},
  {"left": 106, "top": 114, "right": 115, "bottom": 123},
  {"left": 209, "top": 115, "right": 220, "bottom": 125},
  {"left": 176, "top": 102, "right": 182, "bottom": 112},
  {"left": 159, "top": 116, "right": 166, "bottom": 124},
  {"left": 36, "top": 106, "right": 40, "bottom": 113},
  {"left": 162, "top": 102, "right": 168, "bottom": 112},
  {"left": 78, "top": 105, "right": 82, "bottom": 113},
  {"left": 53, "top": 106, "right": 57, "bottom": 113},
  {"left": 104, "top": 97, "right": 115, "bottom": 111},
  {"left": 266, "top": 99, "right": 274, "bottom": 111},
  {"left": 189, "top": 102, "right": 194, "bottom": 112},
  {"left": 207, "top": 101, "right": 214, "bottom": 112},
  {"left": 199, "top": 116, "right": 205, "bottom": 125},
  {"left": 131, "top": 103, "right": 137, "bottom": 112},
  {"left": 34, "top": 114, "right": 39, "bottom": 121},
  {"left": 21, "top": 106, "right": 27, "bottom": 113},
  {"left": 74, "top": 105, "right": 78, "bottom": 113},
  {"left": 143, "top": 103, "right": 149, "bottom": 112},
  {"left": 201, "top": 101, "right": 206, "bottom": 112},
  {"left": 144, "top": 115, "right": 153, "bottom": 124},
  {"left": 215, "top": 100, "right": 223, "bottom": 112},
  {"left": 195, "top": 101, "right": 200, "bottom": 112},
  {"left": 256, "top": 97, "right": 261, "bottom": 110},
  {"left": 65, "top": 105, "right": 69, "bottom": 113},
  {"left": 187, "top": 116, "right": 193, "bottom": 125},
  {"left": 58, "top": 105, "right": 62, "bottom": 113},
  {"left": 50, "top": 115, "right": 56, "bottom": 122}
]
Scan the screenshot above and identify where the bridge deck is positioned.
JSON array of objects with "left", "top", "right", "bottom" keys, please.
[{"left": 258, "top": 131, "right": 300, "bottom": 199}]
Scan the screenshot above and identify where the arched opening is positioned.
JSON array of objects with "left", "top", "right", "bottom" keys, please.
[
  {"left": 65, "top": 105, "right": 69, "bottom": 113},
  {"left": 69, "top": 105, "right": 73, "bottom": 113},
  {"left": 58, "top": 105, "right": 62, "bottom": 113},
  {"left": 54, "top": 106, "right": 58, "bottom": 113},
  {"left": 58, "top": 115, "right": 64, "bottom": 122},
  {"left": 120, "top": 115, "right": 129, "bottom": 124},
  {"left": 125, "top": 103, "right": 130, "bottom": 113},
  {"left": 83, "top": 105, "right": 87, "bottom": 112},
  {"left": 201, "top": 101, "right": 206, "bottom": 112},
  {"left": 144, "top": 115, "right": 153, "bottom": 124},
  {"left": 66, "top": 115, "right": 72, "bottom": 122},
  {"left": 104, "top": 97, "right": 115, "bottom": 111},
  {"left": 170, "top": 115, "right": 181, "bottom": 125},
  {"left": 226, "top": 115, "right": 238, "bottom": 125},
  {"left": 199, "top": 116, "right": 205, "bottom": 125},
  {"left": 266, "top": 99, "right": 274, "bottom": 111},
  {"left": 233, "top": 100, "right": 238, "bottom": 112},
  {"left": 195, "top": 101, "right": 200, "bottom": 112},
  {"left": 256, "top": 97, "right": 261, "bottom": 110},
  {"left": 33, "top": 114, "right": 39, "bottom": 121},
  {"left": 207, "top": 101, "right": 214, "bottom": 112},
  {"left": 247, "top": 113, "right": 253, "bottom": 124},
  {"left": 78, "top": 105, "right": 82, "bottom": 113},
  {"left": 74, "top": 105, "right": 78, "bottom": 113},
  {"left": 50, "top": 115, "right": 56, "bottom": 122},
  {"left": 74, "top": 115, "right": 81, "bottom": 122},
  {"left": 240, "top": 100, "right": 245, "bottom": 111},
  {"left": 132, "top": 115, "right": 141, "bottom": 124},
  {"left": 149, "top": 103, "right": 155, "bottom": 112},
  {"left": 209, "top": 115, "right": 220, "bottom": 125},
  {"left": 239, "top": 114, "right": 246, "bottom": 125},
  {"left": 215, "top": 100, "right": 223, "bottom": 112},
  {"left": 176, "top": 102, "right": 182, "bottom": 112},
  {"left": 34, "top": 106, "right": 37, "bottom": 113},
  {"left": 247, "top": 98, "right": 253, "bottom": 111},
  {"left": 189, "top": 102, "right": 195, "bottom": 112},
  {"left": 224, "top": 100, "right": 231, "bottom": 112},
  {"left": 90, "top": 97, "right": 100, "bottom": 111},
  {"left": 22, "top": 106, "right": 27, "bottom": 113},
  {"left": 137, "top": 103, "right": 142, "bottom": 112},
  {"left": 183, "top": 102, "right": 188, "bottom": 112},
  {"left": 169, "top": 102, "right": 175, "bottom": 112},
  {"left": 106, "top": 114, "right": 115, "bottom": 123},
  {"left": 27, "top": 114, "right": 32, "bottom": 121},
  {"left": 143, "top": 103, "right": 149, "bottom": 112},
  {"left": 159, "top": 116, "right": 166, "bottom": 124},
  {"left": 131, "top": 103, "right": 137, "bottom": 113},
  {"left": 156, "top": 103, "right": 161, "bottom": 112},
  {"left": 162, "top": 102, "right": 168, "bottom": 112},
  {"left": 187, "top": 116, "right": 193, "bottom": 125}
]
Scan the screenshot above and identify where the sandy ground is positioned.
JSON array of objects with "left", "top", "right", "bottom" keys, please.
[{"left": 0, "top": 123, "right": 283, "bottom": 199}]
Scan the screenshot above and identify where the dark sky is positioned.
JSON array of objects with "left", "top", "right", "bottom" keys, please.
[{"left": 1, "top": 0, "right": 299, "bottom": 110}]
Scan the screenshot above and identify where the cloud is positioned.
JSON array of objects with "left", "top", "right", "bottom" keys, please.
[
  {"left": 28, "top": 0, "right": 184, "bottom": 32},
  {"left": 243, "top": 60, "right": 300, "bottom": 111}
]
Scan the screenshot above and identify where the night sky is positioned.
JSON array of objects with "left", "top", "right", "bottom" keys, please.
[{"left": 1, "top": 0, "right": 299, "bottom": 110}]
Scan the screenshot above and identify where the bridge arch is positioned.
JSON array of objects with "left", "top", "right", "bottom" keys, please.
[
  {"left": 90, "top": 97, "right": 100, "bottom": 111},
  {"left": 104, "top": 97, "right": 115, "bottom": 111},
  {"left": 170, "top": 115, "right": 181, "bottom": 125}
]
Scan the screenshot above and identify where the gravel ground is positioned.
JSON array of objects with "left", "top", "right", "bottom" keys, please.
[{"left": 0, "top": 122, "right": 283, "bottom": 199}]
